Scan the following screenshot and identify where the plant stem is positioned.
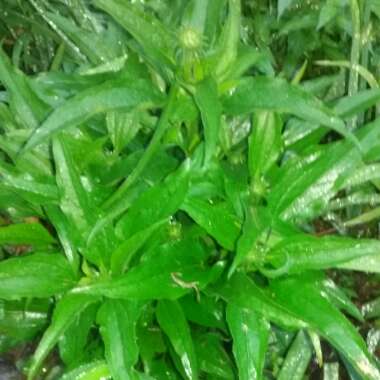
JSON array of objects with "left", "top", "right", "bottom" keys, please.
[
  {"left": 348, "top": 0, "right": 361, "bottom": 130},
  {"left": 103, "top": 84, "right": 179, "bottom": 208}
]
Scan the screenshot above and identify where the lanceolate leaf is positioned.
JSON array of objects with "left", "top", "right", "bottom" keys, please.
[
  {"left": 59, "top": 361, "right": 111, "bottom": 380},
  {"left": 59, "top": 303, "right": 98, "bottom": 367},
  {"left": 73, "top": 239, "right": 225, "bottom": 300},
  {"left": 277, "top": 331, "right": 313, "bottom": 380},
  {"left": 23, "top": 79, "right": 164, "bottom": 151},
  {"left": 52, "top": 135, "right": 94, "bottom": 236},
  {"left": 115, "top": 162, "right": 190, "bottom": 240},
  {"left": 266, "top": 234, "right": 380, "bottom": 275},
  {"left": 269, "top": 118, "right": 380, "bottom": 222},
  {"left": 0, "top": 253, "right": 76, "bottom": 299},
  {"left": 0, "top": 47, "right": 45, "bottom": 129},
  {"left": 53, "top": 135, "right": 113, "bottom": 267},
  {"left": 181, "top": 197, "right": 241, "bottom": 250},
  {"left": 226, "top": 303, "right": 270, "bottom": 380},
  {"left": 215, "top": 0, "right": 241, "bottom": 79},
  {"left": 0, "top": 299, "right": 49, "bottom": 346},
  {"left": 222, "top": 76, "right": 350, "bottom": 138},
  {"left": 156, "top": 300, "right": 198, "bottom": 380},
  {"left": 98, "top": 300, "right": 142, "bottom": 380},
  {"left": 93, "top": 0, "right": 176, "bottom": 74},
  {"left": 194, "top": 77, "right": 221, "bottom": 165},
  {"left": 249, "top": 111, "right": 282, "bottom": 191},
  {"left": 269, "top": 275, "right": 380, "bottom": 380},
  {"left": 28, "top": 294, "right": 100, "bottom": 380},
  {"left": 194, "top": 332, "right": 235, "bottom": 379},
  {"left": 215, "top": 273, "right": 306, "bottom": 330},
  {"left": 0, "top": 222, "right": 55, "bottom": 246}
]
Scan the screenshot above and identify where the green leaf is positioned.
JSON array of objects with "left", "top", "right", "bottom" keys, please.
[
  {"left": 156, "top": 300, "right": 198, "bottom": 380},
  {"left": 226, "top": 303, "right": 270, "bottom": 380},
  {"left": 23, "top": 79, "right": 164, "bottom": 151},
  {"left": 115, "top": 162, "right": 190, "bottom": 240},
  {"left": 322, "top": 279, "right": 363, "bottom": 321},
  {"left": 52, "top": 135, "right": 112, "bottom": 267},
  {"left": 103, "top": 84, "right": 179, "bottom": 207},
  {"left": 0, "top": 47, "right": 45, "bottom": 129},
  {"left": 278, "top": 0, "right": 296, "bottom": 18},
  {"left": 1, "top": 172, "right": 59, "bottom": 204},
  {"left": 215, "top": 273, "right": 306, "bottom": 330},
  {"left": 111, "top": 220, "right": 166, "bottom": 275},
  {"left": 98, "top": 300, "right": 142, "bottom": 380},
  {"left": 317, "top": 0, "right": 340, "bottom": 29},
  {"left": 194, "top": 77, "right": 221, "bottom": 165},
  {"left": 180, "top": 294, "right": 226, "bottom": 331},
  {"left": 323, "top": 363, "right": 340, "bottom": 380},
  {"left": 362, "top": 297, "right": 380, "bottom": 319},
  {"left": 52, "top": 135, "right": 94, "bottom": 235},
  {"left": 0, "top": 222, "right": 55, "bottom": 246},
  {"left": 249, "top": 111, "right": 282, "bottom": 191},
  {"left": 229, "top": 206, "right": 272, "bottom": 275},
  {"left": 222, "top": 77, "right": 356, "bottom": 145},
  {"left": 106, "top": 109, "right": 142, "bottom": 155},
  {"left": 336, "top": 254, "right": 380, "bottom": 273},
  {"left": 269, "top": 275, "right": 380, "bottom": 380},
  {"left": 43, "top": 12, "right": 117, "bottom": 64},
  {"left": 59, "top": 361, "right": 111, "bottom": 380},
  {"left": 59, "top": 304, "right": 98, "bottom": 368},
  {"left": 334, "top": 88, "right": 380, "bottom": 118},
  {"left": 194, "top": 332, "right": 235, "bottom": 379},
  {"left": 215, "top": 0, "right": 241, "bottom": 79},
  {"left": 45, "top": 205, "right": 80, "bottom": 272},
  {"left": 0, "top": 253, "right": 76, "bottom": 299},
  {"left": 74, "top": 239, "right": 225, "bottom": 300},
  {"left": 181, "top": 197, "right": 241, "bottom": 250},
  {"left": 269, "top": 118, "right": 380, "bottom": 221},
  {"left": 0, "top": 298, "right": 49, "bottom": 346},
  {"left": 93, "top": 0, "right": 176, "bottom": 75},
  {"left": 266, "top": 234, "right": 380, "bottom": 275},
  {"left": 28, "top": 294, "right": 99, "bottom": 380},
  {"left": 277, "top": 331, "right": 313, "bottom": 380}
]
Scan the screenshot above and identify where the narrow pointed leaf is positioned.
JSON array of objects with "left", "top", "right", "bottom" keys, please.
[
  {"left": 215, "top": 273, "right": 306, "bottom": 329},
  {"left": 249, "top": 111, "right": 282, "bottom": 186},
  {"left": 226, "top": 303, "right": 270, "bottom": 380},
  {"left": 116, "top": 163, "right": 190, "bottom": 240},
  {"left": 156, "top": 300, "right": 198, "bottom": 380},
  {"left": 194, "top": 77, "right": 221, "bottom": 165},
  {"left": 277, "top": 331, "right": 313, "bottom": 380},
  {"left": 0, "top": 222, "right": 55, "bottom": 246},
  {"left": 23, "top": 79, "right": 164, "bottom": 151},
  {"left": 98, "top": 300, "right": 142, "bottom": 380},
  {"left": 269, "top": 118, "right": 380, "bottom": 221},
  {"left": 59, "top": 361, "right": 111, "bottom": 380},
  {"left": 0, "top": 47, "right": 45, "bottom": 129},
  {"left": 182, "top": 197, "right": 241, "bottom": 250},
  {"left": 0, "top": 253, "right": 76, "bottom": 299},
  {"left": 222, "top": 77, "right": 357, "bottom": 146},
  {"left": 59, "top": 304, "right": 98, "bottom": 367},
  {"left": 93, "top": 0, "right": 176, "bottom": 73},
  {"left": 270, "top": 275, "right": 380, "bottom": 380},
  {"left": 28, "top": 294, "right": 99, "bottom": 380},
  {"left": 278, "top": 0, "right": 295, "bottom": 18},
  {"left": 267, "top": 234, "right": 380, "bottom": 275},
  {"left": 215, "top": 0, "right": 241, "bottom": 79},
  {"left": 74, "top": 239, "right": 225, "bottom": 300},
  {"left": 194, "top": 332, "right": 235, "bottom": 379}
]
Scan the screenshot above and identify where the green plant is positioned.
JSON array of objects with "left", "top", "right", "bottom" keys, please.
[{"left": 1, "top": 0, "right": 380, "bottom": 379}]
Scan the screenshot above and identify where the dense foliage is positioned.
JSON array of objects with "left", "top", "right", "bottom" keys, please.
[{"left": 0, "top": 0, "right": 380, "bottom": 379}]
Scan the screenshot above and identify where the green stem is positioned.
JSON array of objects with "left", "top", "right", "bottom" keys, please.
[
  {"left": 348, "top": 0, "right": 361, "bottom": 130},
  {"left": 103, "top": 84, "right": 179, "bottom": 208}
]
